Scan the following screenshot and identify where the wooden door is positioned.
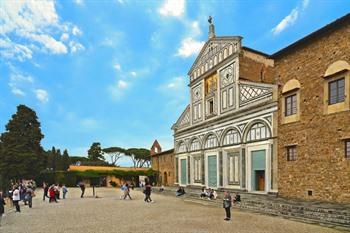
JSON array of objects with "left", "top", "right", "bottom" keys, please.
[{"left": 256, "top": 171, "right": 265, "bottom": 191}]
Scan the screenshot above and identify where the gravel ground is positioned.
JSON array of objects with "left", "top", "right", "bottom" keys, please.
[{"left": 1, "top": 188, "right": 342, "bottom": 233}]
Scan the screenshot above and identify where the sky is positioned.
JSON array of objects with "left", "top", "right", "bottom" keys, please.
[{"left": 0, "top": 0, "right": 349, "bottom": 166}]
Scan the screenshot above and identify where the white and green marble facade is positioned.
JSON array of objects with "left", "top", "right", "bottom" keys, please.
[{"left": 172, "top": 35, "right": 278, "bottom": 194}]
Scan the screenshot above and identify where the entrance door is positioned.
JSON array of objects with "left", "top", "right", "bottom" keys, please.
[
  {"left": 164, "top": 172, "right": 168, "bottom": 186},
  {"left": 255, "top": 171, "right": 265, "bottom": 191},
  {"left": 207, "top": 155, "right": 217, "bottom": 187},
  {"left": 180, "top": 159, "right": 187, "bottom": 185},
  {"left": 251, "top": 150, "right": 266, "bottom": 191}
]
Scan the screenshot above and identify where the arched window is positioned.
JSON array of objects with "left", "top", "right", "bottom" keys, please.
[
  {"left": 246, "top": 123, "right": 270, "bottom": 142},
  {"left": 223, "top": 129, "right": 240, "bottom": 146},
  {"left": 205, "top": 134, "right": 218, "bottom": 149},
  {"left": 177, "top": 142, "right": 187, "bottom": 153},
  {"left": 190, "top": 138, "right": 201, "bottom": 151}
]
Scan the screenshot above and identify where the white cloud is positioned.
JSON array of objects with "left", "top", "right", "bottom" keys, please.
[
  {"left": 117, "top": 0, "right": 125, "bottom": 4},
  {"left": 60, "top": 33, "right": 69, "bottom": 41},
  {"left": 29, "top": 34, "right": 68, "bottom": 54},
  {"left": 10, "top": 72, "right": 34, "bottom": 83},
  {"left": 271, "top": 0, "right": 310, "bottom": 35},
  {"left": 117, "top": 80, "right": 128, "bottom": 89},
  {"left": 165, "top": 76, "right": 186, "bottom": 90},
  {"left": 35, "top": 89, "right": 49, "bottom": 103},
  {"left": 176, "top": 37, "right": 205, "bottom": 58},
  {"left": 159, "top": 0, "right": 185, "bottom": 17},
  {"left": 114, "top": 63, "right": 121, "bottom": 71},
  {"left": 72, "top": 26, "right": 82, "bottom": 36},
  {"left": 9, "top": 83, "right": 26, "bottom": 96},
  {"left": 0, "top": 0, "right": 83, "bottom": 61},
  {"left": 69, "top": 41, "right": 85, "bottom": 53},
  {"left": 130, "top": 71, "right": 137, "bottom": 77},
  {"left": 73, "top": 0, "right": 84, "bottom": 6}
]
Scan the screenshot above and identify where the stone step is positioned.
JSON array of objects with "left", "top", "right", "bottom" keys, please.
[
  {"left": 184, "top": 198, "right": 350, "bottom": 230},
  {"left": 183, "top": 196, "right": 350, "bottom": 228}
]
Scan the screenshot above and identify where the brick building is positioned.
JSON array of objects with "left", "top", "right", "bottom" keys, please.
[
  {"left": 272, "top": 13, "right": 350, "bottom": 203},
  {"left": 150, "top": 140, "right": 175, "bottom": 186},
  {"left": 172, "top": 14, "right": 350, "bottom": 203}
]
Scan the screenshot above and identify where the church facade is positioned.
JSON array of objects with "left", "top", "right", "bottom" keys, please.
[
  {"left": 173, "top": 14, "right": 350, "bottom": 203},
  {"left": 172, "top": 20, "right": 279, "bottom": 194}
]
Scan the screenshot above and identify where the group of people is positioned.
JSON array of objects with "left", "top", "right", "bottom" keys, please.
[
  {"left": 175, "top": 187, "right": 186, "bottom": 197},
  {"left": 200, "top": 187, "right": 218, "bottom": 200},
  {"left": 43, "top": 182, "right": 69, "bottom": 203},
  {"left": 6, "top": 181, "right": 37, "bottom": 213}
]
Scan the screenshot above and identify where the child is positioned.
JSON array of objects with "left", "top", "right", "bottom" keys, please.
[
  {"left": 62, "top": 185, "right": 68, "bottom": 199},
  {"left": 0, "top": 191, "right": 5, "bottom": 227}
]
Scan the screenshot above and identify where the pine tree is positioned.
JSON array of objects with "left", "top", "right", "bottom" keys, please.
[
  {"left": 87, "top": 142, "right": 104, "bottom": 161},
  {"left": 62, "top": 149, "right": 70, "bottom": 170},
  {"left": 0, "top": 105, "right": 45, "bottom": 182}
]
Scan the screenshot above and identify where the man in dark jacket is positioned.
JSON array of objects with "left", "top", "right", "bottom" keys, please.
[
  {"left": 0, "top": 191, "right": 6, "bottom": 226},
  {"left": 144, "top": 179, "right": 153, "bottom": 203},
  {"left": 78, "top": 182, "right": 85, "bottom": 198},
  {"left": 223, "top": 191, "right": 232, "bottom": 221}
]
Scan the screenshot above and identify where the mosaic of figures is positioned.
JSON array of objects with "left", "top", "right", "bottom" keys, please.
[{"left": 175, "top": 117, "right": 272, "bottom": 154}]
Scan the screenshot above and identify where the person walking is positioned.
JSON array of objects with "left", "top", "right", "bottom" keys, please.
[
  {"left": 0, "top": 191, "right": 6, "bottom": 227},
  {"left": 43, "top": 182, "right": 49, "bottom": 201},
  {"left": 62, "top": 185, "right": 68, "bottom": 199},
  {"left": 78, "top": 181, "right": 85, "bottom": 198},
  {"left": 123, "top": 183, "right": 132, "bottom": 200},
  {"left": 12, "top": 186, "right": 21, "bottom": 212},
  {"left": 25, "top": 185, "right": 34, "bottom": 208},
  {"left": 49, "top": 185, "right": 57, "bottom": 203},
  {"left": 223, "top": 191, "right": 232, "bottom": 221},
  {"left": 144, "top": 178, "right": 153, "bottom": 203}
]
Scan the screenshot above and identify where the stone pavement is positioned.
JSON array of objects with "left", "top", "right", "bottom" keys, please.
[{"left": 1, "top": 188, "right": 343, "bottom": 233}]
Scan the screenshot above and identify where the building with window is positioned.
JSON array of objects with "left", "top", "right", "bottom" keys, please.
[
  {"left": 172, "top": 13, "right": 350, "bottom": 203},
  {"left": 273, "top": 13, "right": 350, "bottom": 203},
  {"left": 150, "top": 140, "right": 175, "bottom": 186},
  {"left": 172, "top": 18, "right": 278, "bottom": 194}
]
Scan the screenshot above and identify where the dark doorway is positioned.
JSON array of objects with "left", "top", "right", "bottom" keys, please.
[
  {"left": 164, "top": 172, "right": 168, "bottom": 186},
  {"left": 255, "top": 170, "right": 265, "bottom": 191}
]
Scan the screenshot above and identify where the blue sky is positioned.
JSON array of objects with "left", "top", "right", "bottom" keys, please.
[{"left": 0, "top": 0, "right": 349, "bottom": 166}]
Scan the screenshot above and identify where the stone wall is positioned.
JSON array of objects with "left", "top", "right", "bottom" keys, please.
[
  {"left": 239, "top": 50, "right": 275, "bottom": 84},
  {"left": 275, "top": 22, "right": 350, "bottom": 203},
  {"left": 151, "top": 150, "right": 175, "bottom": 186}
]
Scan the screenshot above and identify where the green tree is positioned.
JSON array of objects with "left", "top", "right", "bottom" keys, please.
[
  {"left": 102, "top": 147, "right": 126, "bottom": 165},
  {"left": 0, "top": 105, "right": 46, "bottom": 185},
  {"left": 62, "top": 149, "right": 70, "bottom": 170},
  {"left": 87, "top": 142, "right": 104, "bottom": 161},
  {"left": 126, "top": 148, "right": 151, "bottom": 167}
]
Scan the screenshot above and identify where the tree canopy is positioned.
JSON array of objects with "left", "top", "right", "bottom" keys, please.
[
  {"left": 0, "top": 105, "right": 46, "bottom": 183},
  {"left": 102, "top": 147, "right": 126, "bottom": 166},
  {"left": 87, "top": 142, "right": 104, "bottom": 161},
  {"left": 125, "top": 148, "right": 151, "bottom": 168}
]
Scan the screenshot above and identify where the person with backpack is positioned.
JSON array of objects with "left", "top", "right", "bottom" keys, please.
[
  {"left": 144, "top": 178, "right": 153, "bottom": 203},
  {"left": 25, "top": 185, "right": 34, "bottom": 208}
]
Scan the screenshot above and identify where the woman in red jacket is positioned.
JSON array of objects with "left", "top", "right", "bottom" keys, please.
[{"left": 49, "top": 185, "right": 57, "bottom": 203}]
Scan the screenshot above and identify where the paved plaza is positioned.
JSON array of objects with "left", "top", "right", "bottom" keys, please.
[{"left": 1, "top": 188, "right": 343, "bottom": 233}]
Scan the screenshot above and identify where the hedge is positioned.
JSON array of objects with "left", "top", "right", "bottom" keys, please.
[{"left": 36, "top": 169, "right": 157, "bottom": 187}]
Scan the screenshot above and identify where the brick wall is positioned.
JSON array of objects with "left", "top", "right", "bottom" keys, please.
[
  {"left": 275, "top": 23, "right": 350, "bottom": 203},
  {"left": 151, "top": 150, "right": 175, "bottom": 186},
  {"left": 239, "top": 50, "right": 275, "bottom": 84}
]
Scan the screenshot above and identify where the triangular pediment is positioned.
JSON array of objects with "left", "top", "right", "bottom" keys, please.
[
  {"left": 172, "top": 105, "right": 190, "bottom": 130},
  {"left": 188, "top": 36, "right": 242, "bottom": 76}
]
